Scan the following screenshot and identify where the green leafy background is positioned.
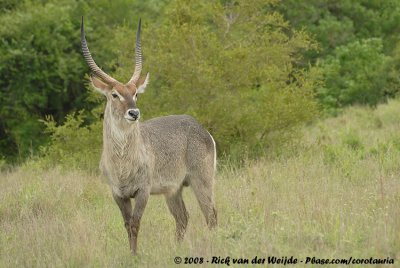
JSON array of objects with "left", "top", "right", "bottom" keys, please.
[{"left": 1, "top": 0, "right": 400, "bottom": 167}]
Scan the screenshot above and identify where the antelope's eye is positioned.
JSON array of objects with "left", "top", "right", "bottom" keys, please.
[{"left": 111, "top": 93, "right": 118, "bottom": 99}]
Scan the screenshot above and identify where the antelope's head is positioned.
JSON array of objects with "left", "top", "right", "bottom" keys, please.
[{"left": 81, "top": 17, "right": 149, "bottom": 124}]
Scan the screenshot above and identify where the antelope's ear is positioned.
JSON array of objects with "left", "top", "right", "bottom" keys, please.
[
  {"left": 90, "top": 75, "right": 112, "bottom": 95},
  {"left": 137, "top": 73, "right": 150, "bottom": 94}
]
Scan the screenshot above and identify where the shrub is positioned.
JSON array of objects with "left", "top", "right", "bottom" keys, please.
[
  {"left": 0, "top": 0, "right": 168, "bottom": 162},
  {"left": 39, "top": 111, "right": 102, "bottom": 171},
  {"left": 0, "top": 1, "right": 88, "bottom": 161},
  {"left": 116, "top": 0, "right": 320, "bottom": 157},
  {"left": 34, "top": 0, "right": 322, "bottom": 169},
  {"left": 281, "top": 0, "right": 400, "bottom": 112},
  {"left": 317, "top": 38, "right": 390, "bottom": 113}
]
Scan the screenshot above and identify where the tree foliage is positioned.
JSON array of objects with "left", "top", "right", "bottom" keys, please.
[
  {"left": 39, "top": 111, "right": 102, "bottom": 171},
  {"left": 0, "top": 1, "right": 85, "bottom": 160},
  {"left": 318, "top": 38, "right": 391, "bottom": 112},
  {"left": 112, "top": 0, "right": 320, "bottom": 157},
  {"left": 38, "top": 0, "right": 320, "bottom": 168},
  {"left": 0, "top": 0, "right": 167, "bottom": 161},
  {"left": 281, "top": 0, "right": 400, "bottom": 111},
  {"left": 4, "top": 0, "right": 400, "bottom": 164}
]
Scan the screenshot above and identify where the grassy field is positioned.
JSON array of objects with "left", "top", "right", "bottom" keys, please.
[{"left": 1, "top": 100, "right": 400, "bottom": 267}]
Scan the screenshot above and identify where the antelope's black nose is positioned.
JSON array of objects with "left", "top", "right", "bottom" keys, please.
[
  {"left": 127, "top": 109, "right": 140, "bottom": 120},
  {"left": 128, "top": 109, "right": 139, "bottom": 117}
]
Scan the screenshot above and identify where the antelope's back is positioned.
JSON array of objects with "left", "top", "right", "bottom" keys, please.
[{"left": 141, "top": 115, "right": 215, "bottom": 173}]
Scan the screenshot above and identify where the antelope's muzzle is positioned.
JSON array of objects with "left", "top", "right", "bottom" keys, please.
[{"left": 125, "top": 108, "right": 140, "bottom": 122}]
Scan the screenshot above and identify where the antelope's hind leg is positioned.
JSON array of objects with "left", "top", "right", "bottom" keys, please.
[
  {"left": 165, "top": 186, "right": 189, "bottom": 241},
  {"left": 189, "top": 171, "right": 217, "bottom": 229}
]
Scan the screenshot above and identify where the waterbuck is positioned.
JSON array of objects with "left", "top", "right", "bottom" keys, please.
[{"left": 80, "top": 17, "right": 217, "bottom": 255}]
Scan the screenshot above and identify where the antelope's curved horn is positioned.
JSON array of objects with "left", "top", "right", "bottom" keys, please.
[
  {"left": 128, "top": 18, "right": 142, "bottom": 85},
  {"left": 81, "top": 17, "right": 117, "bottom": 85}
]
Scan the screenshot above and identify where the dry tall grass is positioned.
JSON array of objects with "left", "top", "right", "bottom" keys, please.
[{"left": 1, "top": 100, "right": 400, "bottom": 267}]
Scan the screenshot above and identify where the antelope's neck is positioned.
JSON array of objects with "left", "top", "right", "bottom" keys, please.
[
  {"left": 101, "top": 110, "right": 149, "bottom": 194},
  {"left": 102, "top": 111, "right": 143, "bottom": 163}
]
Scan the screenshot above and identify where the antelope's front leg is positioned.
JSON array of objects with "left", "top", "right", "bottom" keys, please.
[
  {"left": 112, "top": 192, "right": 134, "bottom": 250},
  {"left": 129, "top": 189, "right": 150, "bottom": 255}
]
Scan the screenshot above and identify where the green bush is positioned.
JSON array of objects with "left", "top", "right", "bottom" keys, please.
[
  {"left": 0, "top": 0, "right": 22, "bottom": 12},
  {"left": 0, "top": 0, "right": 167, "bottom": 162},
  {"left": 0, "top": 1, "right": 88, "bottom": 161},
  {"left": 281, "top": 0, "right": 400, "bottom": 57},
  {"left": 317, "top": 38, "right": 390, "bottom": 113},
  {"left": 39, "top": 111, "right": 102, "bottom": 171},
  {"left": 281, "top": 0, "right": 400, "bottom": 111},
  {"left": 1, "top": 0, "right": 322, "bottom": 169},
  {"left": 38, "top": 0, "right": 321, "bottom": 169},
  {"left": 116, "top": 0, "right": 320, "bottom": 157}
]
